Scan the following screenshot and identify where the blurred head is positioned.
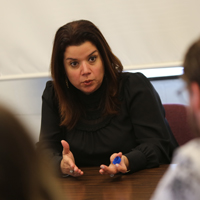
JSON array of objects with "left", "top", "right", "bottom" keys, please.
[
  {"left": 182, "top": 38, "right": 200, "bottom": 135},
  {"left": 0, "top": 105, "right": 64, "bottom": 200},
  {"left": 183, "top": 38, "right": 200, "bottom": 86}
]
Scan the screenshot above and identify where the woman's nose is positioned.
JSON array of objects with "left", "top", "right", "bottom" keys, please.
[{"left": 81, "top": 62, "right": 91, "bottom": 75}]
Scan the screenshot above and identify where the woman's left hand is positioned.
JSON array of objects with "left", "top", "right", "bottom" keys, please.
[{"left": 99, "top": 152, "right": 129, "bottom": 175}]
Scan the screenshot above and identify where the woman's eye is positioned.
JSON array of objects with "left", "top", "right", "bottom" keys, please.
[
  {"left": 70, "top": 61, "right": 78, "bottom": 67},
  {"left": 89, "top": 56, "right": 96, "bottom": 62}
]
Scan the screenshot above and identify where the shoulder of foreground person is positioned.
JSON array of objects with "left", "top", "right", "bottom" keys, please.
[{"left": 150, "top": 138, "right": 200, "bottom": 200}]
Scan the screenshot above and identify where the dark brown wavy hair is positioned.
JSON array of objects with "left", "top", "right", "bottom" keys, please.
[{"left": 51, "top": 20, "right": 123, "bottom": 130}]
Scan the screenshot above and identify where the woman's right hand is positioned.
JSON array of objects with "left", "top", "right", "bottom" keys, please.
[{"left": 60, "top": 140, "right": 84, "bottom": 177}]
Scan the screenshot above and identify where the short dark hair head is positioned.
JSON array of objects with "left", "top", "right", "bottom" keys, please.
[{"left": 183, "top": 38, "right": 200, "bottom": 86}]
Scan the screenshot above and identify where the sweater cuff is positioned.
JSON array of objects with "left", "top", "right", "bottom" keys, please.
[{"left": 124, "top": 149, "right": 147, "bottom": 172}]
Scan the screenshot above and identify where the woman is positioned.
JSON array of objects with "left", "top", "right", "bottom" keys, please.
[
  {"left": 38, "top": 19, "right": 178, "bottom": 177},
  {"left": 0, "top": 105, "right": 65, "bottom": 200}
]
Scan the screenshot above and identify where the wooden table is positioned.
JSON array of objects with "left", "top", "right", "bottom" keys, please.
[{"left": 59, "top": 164, "right": 169, "bottom": 200}]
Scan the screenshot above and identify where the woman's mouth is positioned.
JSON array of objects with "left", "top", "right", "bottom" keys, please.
[{"left": 83, "top": 80, "right": 93, "bottom": 86}]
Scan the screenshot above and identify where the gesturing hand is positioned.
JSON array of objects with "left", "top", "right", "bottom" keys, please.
[
  {"left": 60, "top": 140, "right": 83, "bottom": 177},
  {"left": 99, "top": 152, "right": 129, "bottom": 176}
]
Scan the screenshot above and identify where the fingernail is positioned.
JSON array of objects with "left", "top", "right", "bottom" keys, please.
[
  {"left": 100, "top": 165, "right": 104, "bottom": 169},
  {"left": 116, "top": 164, "right": 119, "bottom": 167}
]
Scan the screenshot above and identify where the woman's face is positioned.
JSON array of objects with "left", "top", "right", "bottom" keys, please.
[{"left": 63, "top": 41, "right": 105, "bottom": 95}]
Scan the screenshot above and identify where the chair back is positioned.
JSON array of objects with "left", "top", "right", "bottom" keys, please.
[{"left": 163, "top": 104, "right": 195, "bottom": 146}]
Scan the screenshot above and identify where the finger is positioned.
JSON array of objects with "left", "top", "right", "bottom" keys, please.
[
  {"left": 61, "top": 140, "right": 70, "bottom": 155},
  {"left": 99, "top": 170, "right": 109, "bottom": 175},
  {"left": 73, "top": 165, "right": 82, "bottom": 175},
  {"left": 99, "top": 167, "right": 107, "bottom": 174},
  {"left": 110, "top": 152, "right": 123, "bottom": 161},
  {"left": 77, "top": 169, "right": 84, "bottom": 176},
  {"left": 115, "top": 164, "right": 127, "bottom": 173},
  {"left": 99, "top": 169, "right": 104, "bottom": 174},
  {"left": 117, "top": 152, "right": 123, "bottom": 157},
  {"left": 100, "top": 165, "right": 107, "bottom": 171},
  {"left": 110, "top": 153, "right": 118, "bottom": 160},
  {"left": 75, "top": 169, "right": 84, "bottom": 176},
  {"left": 100, "top": 165, "right": 112, "bottom": 175},
  {"left": 99, "top": 165, "right": 106, "bottom": 174},
  {"left": 71, "top": 166, "right": 84, "bottom": 177},
  {"left": 77, "top": 169, "right": 83, "bottom": 175},
  {"left": 73, "top": 171, "right": 84, "bottom": 177}
]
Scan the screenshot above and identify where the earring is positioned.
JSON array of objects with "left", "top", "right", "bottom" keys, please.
[{"left": 66, "top": 78, "right": 69, "bottom": 88}]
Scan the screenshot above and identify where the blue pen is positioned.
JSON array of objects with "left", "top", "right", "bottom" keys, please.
[{"left": 113, "top": 156, "right": 121, "bottom": 165}]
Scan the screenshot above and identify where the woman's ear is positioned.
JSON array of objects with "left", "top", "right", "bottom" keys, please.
[{"left": 189, "top": 82, "right": 200, "bottom": 111}]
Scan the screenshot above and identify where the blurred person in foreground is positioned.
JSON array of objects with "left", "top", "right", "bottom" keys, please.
[
  {"left": 0, "top": 105, "right": 65, "bottom": 200},
  {"left": 37, "top": 19, "right": 178, "bottom": 177},
  {"left": 151, "top": 37, "right": 200, "bottom": 200}
]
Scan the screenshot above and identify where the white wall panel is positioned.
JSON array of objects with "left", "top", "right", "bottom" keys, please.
[
  {"left": 0, "top": 77, "right": 50, "bottom": 142},
  {"left": 0, "top": 0, "right": 200, "bottom": 79}
]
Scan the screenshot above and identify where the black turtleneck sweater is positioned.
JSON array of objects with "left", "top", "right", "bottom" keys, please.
[{"left": 39, "top": 72, "right": 178, "bottom": 174}]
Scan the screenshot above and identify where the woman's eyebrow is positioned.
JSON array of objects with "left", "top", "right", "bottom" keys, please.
[
  {"left": 66, "top": 57, "right": 76, "bottom": 61},
  {"left": 88, "top": 50, "right": 98, "bottom": 56},
  {"left": 66, "top": 50, "right": 98, "bottom": 61}
]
